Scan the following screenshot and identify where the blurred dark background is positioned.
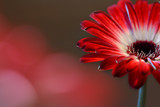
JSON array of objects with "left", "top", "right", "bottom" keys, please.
[{"left": 1, "top": 0, "right": 160, "bottom": 107}]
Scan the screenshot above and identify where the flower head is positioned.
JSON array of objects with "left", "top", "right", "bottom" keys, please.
[{"left": 77, "top": 0, "right": 160, "bottom": 89}]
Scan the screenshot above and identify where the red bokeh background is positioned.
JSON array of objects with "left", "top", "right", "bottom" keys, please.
[{"left": 0, "top": 0, "right": 159, "bottom": 107}]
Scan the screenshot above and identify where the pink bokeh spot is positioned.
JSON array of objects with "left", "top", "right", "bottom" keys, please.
[
  {"left": 0, "top": 26, "right": 48, "bottom": 70},
  {"left": 28, "top": 53, "right": 83, "bottom": 94},
  {"left": 0, "top": 69, "right": 37, "bottom": 107}
]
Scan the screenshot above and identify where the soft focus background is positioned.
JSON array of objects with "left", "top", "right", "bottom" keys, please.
[{"left": 0, "top": 0, "right": 159, "bottom": 107}]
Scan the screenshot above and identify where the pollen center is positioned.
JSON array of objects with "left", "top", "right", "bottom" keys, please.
[{"left": 127, "top": 41, "right": 160, "bottom": 60}]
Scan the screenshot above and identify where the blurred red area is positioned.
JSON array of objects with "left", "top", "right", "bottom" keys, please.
[
  {"left": 0, "top": 26, "right": 47, "bottom": 70},
  {"left": 0, "top": 70, "right": 37, "bottom": 107},
  {"left": 0, "top": 14, "right": 129, "bottom": 107},
  {"left": 26, "top": 53, "right": 127, "bottom": 107}
]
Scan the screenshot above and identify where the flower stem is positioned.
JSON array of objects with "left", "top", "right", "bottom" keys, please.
[{"left": 137, "top": 82, "right": 147, "bottom": 107}]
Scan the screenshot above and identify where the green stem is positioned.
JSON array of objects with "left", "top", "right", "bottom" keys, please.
[{"left": 137, "top": 82, "right": 147, "bottom": 107}]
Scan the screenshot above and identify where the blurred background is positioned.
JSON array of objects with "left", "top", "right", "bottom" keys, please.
[{"left": 0, "top": 0, "right": 159, "bottom": 107}]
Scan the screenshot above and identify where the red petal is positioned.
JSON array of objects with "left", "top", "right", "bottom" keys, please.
[
  {"left": 77, "top": 36, "right": 121, "bottom": 53},
  {"left": 80, "top": 53, "right": 108, "bottom": 63},
  {"left": 127, "top": 59, "right": 149, "bottom": 89},
  {"left": 127, "top": 59, "right": 139, "bottom": 72},
  {"left": 152, "top": 70, "right": 160, "bottom": 84},
  {"left": 77, "top": 37, "right": 96, "bottom": 48},
  {"left": 148, "top": 2, "right": 160, "bottom": 30},
  {"left": 90, "top": 11, "right": 122, "bottom": 36},
  {"left": 139, "top": 60, "right": 151, "bottom": 75},
  {"left": 128, "top": 71, "right": 147, "bottom": 89},
  {"left": 83, "top": 27, "right": 119, "bottom": 47},
  {"left": 125, "top": 2, "right": 139, "bottom": 30},
  {"left": 97, "top": 48, "right": 124, "bottom": 56},
  {"left": 149, "top": 4, "right": 153, "bottom": 11},
  {"left": 107, "top": 5, "right": 131, "bottom": 32},
  {"left": 135, "top": 0, "right": 149, "bottom": 27},
  {"left": 112, "top": 58, "right": 129, "bottom": 77},
  {"left": 118, "top": 0, "right": 132, "bottom": 12},
  {"left": 127, "top": 59, "right": 150, "bottom": 74},
  {"left": 81, "top": 44, "right": 97, "bottom": 53},
  {"left": 77, "top": 37, "right": 112, "bottom": 48},
  {"left": 83, "top": 44, "right": 119, "bottom": 53},
  {"left": 99, "top": 56, "right": 119, "bottom": 70},
  {"left": 81, "top": 20, "right": 118, "bottom": 40},
  {"left": 81, "top": 20, "right": 102, "bottom": 30}
]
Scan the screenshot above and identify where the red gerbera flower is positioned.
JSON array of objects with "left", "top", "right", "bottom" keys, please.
[{"left": 77, "top": 0, "right": 160, "bottom": 89}]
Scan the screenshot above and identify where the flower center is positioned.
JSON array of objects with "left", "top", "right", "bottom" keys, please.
[{"left": 127, "top": 41, "right": 160, "bottom": 60}]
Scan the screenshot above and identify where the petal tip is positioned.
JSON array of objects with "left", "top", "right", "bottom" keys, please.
[{"left": 98, "top": 65, "right": 106, "bottom": 71}]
